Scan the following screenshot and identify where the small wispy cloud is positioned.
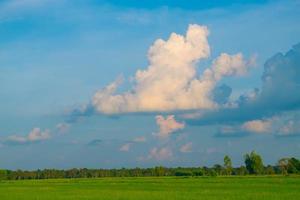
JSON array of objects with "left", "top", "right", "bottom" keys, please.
[
  {"left": 180, "top": 142, "right": 193, "bottom": 153},
  {"left": 242, "top": 119, "right": 272, "bottom": 133},
  {"left": 119, "top": 143, "right": 131, "bottom": 152},
  {"left": 147, "top": 146, "right": 173, "bottom": 161},
  {"left": 87, "top": 139, "right": 103, "bottom": 146},
  {"left": 133, "top": 136, "right": 146, "bottom": 143},
  {"left": 155, "top": 115, "right": 185, "bottom": 139},
  {"left": 56, "top": 122, "right": 70, "bottom": 134},
  {"left": 5, "top": 128, "right": 51, "bottom": 145}
]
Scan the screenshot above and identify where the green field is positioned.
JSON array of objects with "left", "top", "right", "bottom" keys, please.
[{"left": 0, "top": 176, "right": 299, "bottom": 200}]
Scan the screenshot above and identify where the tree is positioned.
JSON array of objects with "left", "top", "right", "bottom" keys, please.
[
  {"left": 234, "top": 166, "right": 248, "bottom": 175},
  {"left": 244, "top": 151, "right": 264, "bottom": 175},
  {"left": 0, "top": 170, "right": 8, "bottom": 180},
  {"left": 278, "top": 157, "right": 300, "bottom": 175},
  {"left": 288, "top": 158, "right": 300, "bottom": 174},
  {"left": 223, "top": 155, "right": 233, "bottom": 175},
  {"left": 264, "top": 165, "right": 275, "bottom": 175},
  {"left": 278, "top": 158, "right": 289, "bottom": 175},
  {"left": 213, "top": 164, "right": 223, "bottom": 176},
  {"left": 154, "top": 166, "right": 165, "bottom": 176}
]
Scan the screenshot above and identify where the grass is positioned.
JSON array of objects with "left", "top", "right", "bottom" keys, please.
[{"left": 0, "top": 176, "right": 299, "bottom": 200}]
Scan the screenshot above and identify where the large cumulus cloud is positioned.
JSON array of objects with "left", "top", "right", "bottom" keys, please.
[
  {"left": 188, "top": 43, "right": 300, "bottom": 126},
  {"left": 259, "top": 43, "right": 300, "bottom": 111},
  {"left": 188, "top": 43, "right": 300, "bottom": 138},
  {"left": 92, "top": 24, "right": 253, "bottom": 114}
]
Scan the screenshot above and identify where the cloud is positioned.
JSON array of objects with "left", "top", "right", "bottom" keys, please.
[
  {"left": 118, "top": 136, "right": 146, "bottom": 152},
  {"left": 212, "top": 84, "right": 232, "bottom": 105},
  {"left": 273, "top": 112, "right": 300, "bottom": 136},
  {"left": 133, "top": 136, "right": 146, "bottom": 143},
  {"left": 242, "top": 119, "right": 272, "bottom": 133},
  {"left": 257, "top": 43, "right": 300, "bottom": 111},
  {"left": 6, "top": 128, "right": 51, "bottom": 144},
  {"left": 278, "top": 119, "right": 300, "bottom": 136},
  {"left": 188, "top": 43, "right": 300, "bottom": 126},
  {"left": 180, "top": 142, "right": 192, "bottom": 153},
  {"left": 6, "top": 135, "right": 28, "bottom": 144},
  {"left": 56, "top": 122, "right": 70, "bottom": 134},
  {"left": 155, "top": 115, "right": 185, "bottom": 139},
  {"left": 92, "top": 24, "right": 253, "bottom": 114},
  {"left": 215, "top": 125, "right": 248, "bottom": 137},
  {"left": 119, "top": 143, "right": 131, "bottom": 152},
  {"left": 27, "top": 128, "right": 51, "bottom": 141},
  {"left": 87, "top": 139, "right": 103, "bottom": 146},
  {"left": 65, "top": 104, "right": 95, "bottom": 123},
  {"left": 216, "top": 119, "right": 273, "bottom": 137},
  {"left": 215, "top": 111, "right": 300, "bottom": 137},
  {"left": 147, "top": 146, "right": 173, "bottom": 161}
]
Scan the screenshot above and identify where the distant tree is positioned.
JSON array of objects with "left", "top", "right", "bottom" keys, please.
[
  {"left": 264, "top": 165, "right": 275, "bottom": 175},
  {"left": 288, "top": 158, "right": 300, "bottom": 174},
  {"left": 234, "top": 166, "right": 248, "bottom": 176},
  {"left": 154, "top": 166, "right": 165, "bottom": 176},
  {"left": 213, "top": 164, "right": 223, "bottom": 176},
  {"left": 278, "top": 157, "right": 300, "bottom": 175},
  {"left": 192, "top": 168, "right": 204, "bottom": 176},
  {"left": 174, "top": 170, "right": 192, "bottom": 176},
  {"left": 278, "top": 158, "right": 289, "bottom": 175},
  {"left": 244, "top": 151, "right": 264, "bottom": 175},
  {"left": 0, "top": 170, "right": 8, "bottom": 180},
  {"left": 208, "top": 169, "right": 217, "bottom": 177},
  {"left": 223, "top": 155, "right": 233, "bottom": 175}
]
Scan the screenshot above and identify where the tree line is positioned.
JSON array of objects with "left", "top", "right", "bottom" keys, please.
[{"left": 0, "top": 151, "right": 299, "bottom": 180}]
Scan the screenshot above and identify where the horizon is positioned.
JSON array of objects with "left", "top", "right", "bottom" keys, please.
[{"left": 0, "top": 0, "right": 300, "bottom": 170}]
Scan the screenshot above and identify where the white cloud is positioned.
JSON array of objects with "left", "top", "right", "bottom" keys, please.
[
  {"left": 92, "top": 24, "right": 253, "bottom": 114},
  {"left": 179, "top": 111, "right": 204, "bottom": 119},
  {"left": 221, "top": 125, "right": 239, "bottom": 134},
  {"left": 155, "top": 115, "right": 185, "bottom": 139},
  {"left": 56, "top": 122, "right": 70, "bottom": 134},
  {"left": 217, "top": 112, "right": 300, "bottom": 137},
  {"left": 7, "top": 135, "right": 28, "bottom": 144},
  {"left": 27, "top": 128, "right": 51, "bottom": 141},
  {"left": 180, "top": 142, "right": 193, "bottom": 153},
  {"left": 6, "top": 128, "right": 51, "bottom": 144},
  {"left": 148, "top": 147, "right": 173, "bottom": 161},
  {"left": 278, "top": 120, "right": 300, "bottom": 136},
  {"left": 242, "top": 119, "right": 272, "bottom": 133},
  {"left": 119, "top": 143, "right": 131, "bottom": 152},
  {"left": 133, "top": 136, "right": 146, "bottom": 143}
]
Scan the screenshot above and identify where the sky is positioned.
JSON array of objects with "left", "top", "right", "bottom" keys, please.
[{"left": 0, "top": 0, "right": 300, "bottom": 170}]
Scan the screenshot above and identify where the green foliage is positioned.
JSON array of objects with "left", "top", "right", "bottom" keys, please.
[
  {"left": 264, "top": 165, "right": 275, "bottom": 175},
  {"left": 278, "top": 158, "right": 289, "bottom": 175},
  {"left": 224, "top": 155, "right": 233, "bottom": 175},
  {"left": 233, "top": 166, "right": 249, "bottom": 176},
  {"left": 0, "top": 155, "right": 298, "bottom": 180},
  {"left": 244, "top": 151, "right": 264, "bottom": 174},
  {"left": 174, "top": 170, "right": 193, "bottom": 176},
  {"left": 213, "top": 164, "right": 223, "bottom": 175},
  {"left": 154, "top": 166, "right": 166, "bottom": 176},
  {"left": 288, "top": 158, "right": 300, "bottom": 173},
  {"left": 0, "top": 170, "right": 8, "bottom": 180},
  {"left": 278, "top": 157, "right": 300, "bottom": 175}
]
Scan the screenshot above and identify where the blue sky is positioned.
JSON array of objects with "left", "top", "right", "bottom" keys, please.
[{"left": 0, "top": 0, "right": 300, "bottom": 170}]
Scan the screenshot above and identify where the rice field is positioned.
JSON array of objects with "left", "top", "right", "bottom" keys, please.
[{"left": 0, "top": 176, "right": 299, "bottom": 200}]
